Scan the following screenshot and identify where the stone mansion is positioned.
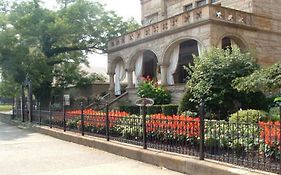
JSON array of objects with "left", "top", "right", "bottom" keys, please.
[{"left": 107, "top": 0, "right": 281, "bottom": 102}]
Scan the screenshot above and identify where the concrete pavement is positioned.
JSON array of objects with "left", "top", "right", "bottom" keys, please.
[{"left": 0, "top": 121, "right": 184, "bottom": 175}]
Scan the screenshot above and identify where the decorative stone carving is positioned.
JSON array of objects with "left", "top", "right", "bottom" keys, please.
[
  {"left": 136, "top": 31, "right": 141, "bottom": 39},
  {"left": 183, "top": 14, "right": 190, "bottom": 23},
  {"left": 216, "top": 11, "right": 222, "bottom": 19},
  {"left": 195, "top": 10, "right": 202, "bottom": 20},
  {"left": 171, "top": 17, "right": 178, "bottom": 27},
  {"left": 145, "top": 28, "right": 150, "bottom": 36},
  {"left": 162, "top": 22, "right": 168, "bottom": 31},
  {"left": 129, "top": 34, "right": 134, "bottom": 41},
  {"left": 227, "top": 14, "right": 233, "bottom": 21},
  {"left": 153, "top": 25, "right": 159, "bottom": 33}
]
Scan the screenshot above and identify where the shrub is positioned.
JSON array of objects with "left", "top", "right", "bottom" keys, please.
[
  {"left": 229, "top": 109, "right": 268, "bottom": 123},
  {"left": 181, "top": 47, "right": 260, "bottom": 117},
  {"left": 147, "top": 105, "right": 162, "bottom": 115},
  {"left": 178, "top": 89, "right": 197, "bottom": 113},
  {"left": 137, "top": 76, "right": 171, "bottom": 105},
  {"left": 181, "top": 111, "right": 198, "bottom": 118},
  {"left": 161, "top": 104, "right": 178, "bottom": 116},
  {"left": 119, "top": 105, "right": 140, "bottom": 115}
]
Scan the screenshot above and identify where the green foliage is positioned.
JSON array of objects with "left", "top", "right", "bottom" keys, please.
[
  {"left": 181, "top": 47, "right": 261, "bottom": 117},
  {"left": 229, "top": 109, "right": 268, "bottom": 123},
  {"left": 180, "top": 111, "right": 198, "bottom": 118},
  {"left": 147, "top": 105, "right": 162, "bottom": 115},
  {"left": 137, "top": 77, "right": 171, "bottom": 105},
  {"left": 0, "top": 0, "right": 139, "bottom": 100},
  {"left": 0, "top": 74, "right": 20, "bottom": 98},
  {"left": 119, "top": 105, "right": 140, "bottom": 115},
  {"left": 205, "top": 120, "right": 260, "bottom": 153},
  {"left": 233, "top": 61, "right": 281, "bottom": 93},
  {"left": 178, "top": 89, "right": 197, "bottom": 113},
  {"left": 161, "top": 104, "right": 178, "bottom": 116},
  {"left": 113, "top": 115, "right": 143, "bottom": 139},
  {"left": 66, "top": 118, "right": 79, "bottom": 129}
]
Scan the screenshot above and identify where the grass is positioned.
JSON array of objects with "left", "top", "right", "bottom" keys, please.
[{"left": 0, "top": 104, "right": 12, "bottom": 112}]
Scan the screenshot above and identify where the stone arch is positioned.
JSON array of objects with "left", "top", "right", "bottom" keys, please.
[
  {"left": 161, "top": 37, "right": 204, "bottom": 84},
  {"left": 108, "top": 55, "right": 126, "bottom": 74},
  {"left": 127, "top": 48, "right": 159, "bottom": 86},
  {"left": 161, "top": 36, "right": 204, "bottom": 66},
  {"left": 112, "top": 56, "right": 126, "bottom": 95},
  {"left": 217, "top": 33, "right": 248, "bottom": 51},
  {"left": 127, "top": 48, "right": 159, "bottom": 71}
]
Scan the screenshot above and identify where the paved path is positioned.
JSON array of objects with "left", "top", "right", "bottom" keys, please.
[{"left": 0, "top": 122, "right": 184, "bottom": 175}]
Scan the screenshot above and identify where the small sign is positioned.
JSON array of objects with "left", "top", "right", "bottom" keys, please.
[
  {"left": 64, "top": 94, "right": 70, "bottom": 106},
  {"left": 135, "top": 98, "right": 154, "bottom": 107}
]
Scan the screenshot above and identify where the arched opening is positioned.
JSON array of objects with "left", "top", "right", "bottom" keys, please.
[
  {"left": 114, "top": 58, "right": 125, "bottom": 95},
  {"left": 133, "top": 50, "right": 158, "bottom": 86},
  {"left": 173, "top": 40, "right": 199, "bottom": 84},
  {"left": 164, "top": 39, "right": 200, "bottom": 85},
  {"left": 221, "top": 36, "right": 247, "bottom": 51},
  {"left": 142, "top": 50, "right": 158, "bottom": 79}
]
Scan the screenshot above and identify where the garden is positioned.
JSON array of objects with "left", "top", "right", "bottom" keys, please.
[{"left": 15, "top": 47, "right": 281, "bottom": 174}]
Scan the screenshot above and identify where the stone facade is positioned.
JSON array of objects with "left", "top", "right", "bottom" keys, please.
[{"left": 107, "top": 0, "right": 281, "bottom": 103}]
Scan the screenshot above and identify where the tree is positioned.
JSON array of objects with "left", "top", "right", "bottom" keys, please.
[
  {"left": 233, "top": 61, "right": 281, "bottom": 93},
  {"left": 179, "top": 47, "right": 266, "bottom": 118},
  {"left": 0, "top": 74, "right": 20, "bottom": 99},
  {"left": 0, "top": 0, "right": 139, "bottom": 102}
]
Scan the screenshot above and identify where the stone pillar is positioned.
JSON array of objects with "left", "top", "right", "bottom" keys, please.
[
  {"left": 126, "top": 70, "right": 134, "bottom": 89},
  {"left": 108, "top": 73, "right": 115, "bottom": 92},
  {"left": 160, "top": 65, "right": 168, "bottom": 86}
]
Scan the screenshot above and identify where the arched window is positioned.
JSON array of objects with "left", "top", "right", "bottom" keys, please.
[
  {"left": 173, "top": 40, "right": 199, "bottom": 84},
  {"left": 142, "top": 50, "right": 158, "bottom": 79}
]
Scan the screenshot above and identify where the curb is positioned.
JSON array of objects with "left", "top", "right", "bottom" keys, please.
[{"left": 0, "top": 114, "right": 276, "bottom": 175}]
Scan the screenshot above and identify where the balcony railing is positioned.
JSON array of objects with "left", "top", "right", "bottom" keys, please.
[{"left": 108, "top": 4, "right": 254, "bottom": 50}]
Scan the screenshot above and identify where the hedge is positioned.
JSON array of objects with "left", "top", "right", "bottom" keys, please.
[{"left": 161, "top": 104, "right": 178, "bottom": 116}]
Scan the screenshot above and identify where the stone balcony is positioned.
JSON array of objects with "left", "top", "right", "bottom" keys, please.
[{"left": 108, "top": 4, "right": 254, "bottom": 51}]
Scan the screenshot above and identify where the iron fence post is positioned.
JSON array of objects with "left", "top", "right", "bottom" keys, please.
[
  {"left": 63, "top": 101, "right": 66, "bottom": 132},
  {"left": 49, "top": 102, "right": 52, "bottom": 128},
  {"left": 199, "top": 99, "right": 205, "bottom": 160},
  {"left": 142, "top": 106, "right": 147, "bottom": 149},
  {"left": 39, "top": 102, "right": 41, "bottom": 125},
  {"left": 81, "top": 102, "right": 84, "bottom": 136},
  {"left": 106, "top": 104, "right": 110, "bottom": 141}
]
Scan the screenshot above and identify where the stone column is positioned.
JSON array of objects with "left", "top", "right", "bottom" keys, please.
[
  {"left": 126, "top": 70, "right": 134, "bottom": 89},
  {"left": 160, "top": 65, "right": 168, "bottom": 86},
  {"left": 108, "top": 73, "right": 115, "bottom": 92}
]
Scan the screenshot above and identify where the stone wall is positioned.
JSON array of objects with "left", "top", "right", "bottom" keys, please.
[
  {"left": 210, "top": 23, "right": 281, "bottom": 66},
  {"left": 221, "top": 0, "right": 253, "bottom": 13},
  {"left": 64, "top": 83, "right": 111, "bottom": 99},
  {"left": 253, "top": 0, "right": 281, "bottom": 19}
]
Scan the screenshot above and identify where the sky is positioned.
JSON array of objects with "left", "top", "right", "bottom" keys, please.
[{"left": 44, "top": 0, "right": 141, "bottom": 76}]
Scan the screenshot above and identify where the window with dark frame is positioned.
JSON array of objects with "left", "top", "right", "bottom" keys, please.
[
  {"left": 196, "top": 0, "right": 206, "bottom": 7},
  {"left": 184, "top": 3, "right": 193, "bottom": 11}
]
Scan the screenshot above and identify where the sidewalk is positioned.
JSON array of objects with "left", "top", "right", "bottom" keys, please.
[{"left": 0, "top": 121, "right": 184, "bottom": 175}]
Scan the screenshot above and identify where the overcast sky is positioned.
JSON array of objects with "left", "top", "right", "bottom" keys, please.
[{"left": 43, "top": 0, "right": 141, "bottom": 76}]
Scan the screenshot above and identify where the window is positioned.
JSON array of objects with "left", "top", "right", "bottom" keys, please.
[
  {"left": 211, "top": 0, "right": 220, "bottom": 3},
  {"left": 196, "top": 0, "right": 206, "bottom": 7},
  {"left": 184, "top": 3, "right": 193, "bottom": 11}
]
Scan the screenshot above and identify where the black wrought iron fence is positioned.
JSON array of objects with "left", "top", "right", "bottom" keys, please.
[{"left": 13, "top": 102, "right": 281, "bottom": 174}]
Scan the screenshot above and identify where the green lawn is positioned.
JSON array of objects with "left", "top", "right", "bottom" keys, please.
[{"left": 0, "top": 105, "right": 12, "bottom": 112}]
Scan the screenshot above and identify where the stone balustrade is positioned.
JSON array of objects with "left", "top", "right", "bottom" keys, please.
[{"left": 108, "top": 4, "right": 254, "bottom": 50}]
